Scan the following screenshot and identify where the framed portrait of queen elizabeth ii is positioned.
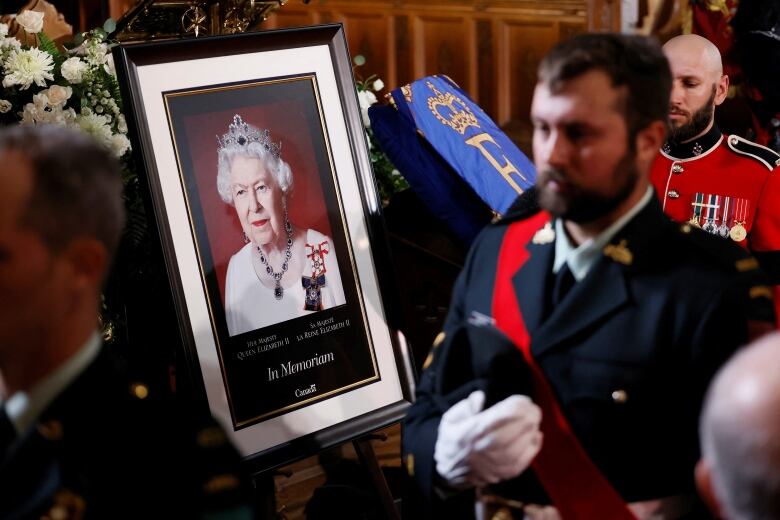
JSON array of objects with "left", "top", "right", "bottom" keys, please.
[{"left": 114, "top": 25, "right": 414, "bottom": 471}]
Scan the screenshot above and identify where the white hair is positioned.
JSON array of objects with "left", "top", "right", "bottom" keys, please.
[{"left": 216, "top": 121, "right": 293, "bottom": 205}]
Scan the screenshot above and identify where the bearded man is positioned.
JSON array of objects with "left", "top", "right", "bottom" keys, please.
[
  {"left": 651, "top": 34, "right": 780, "bottom": 322},
  {"left": 402, "top": 33, "right": 774, "bottom": 519}
]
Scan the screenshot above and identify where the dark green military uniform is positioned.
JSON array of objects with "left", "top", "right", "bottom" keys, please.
[
  {"left": 403, "top": 195, "right": 775, "bottom": 517},
  {"left": 0, "top": 346, "right": 254, "bottom": 519}
]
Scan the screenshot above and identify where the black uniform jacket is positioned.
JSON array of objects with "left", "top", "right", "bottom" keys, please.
[
  {"left": 0, "top": 345, "right": 253, "bottom": 519},
  {"left": 402, "top": 193, "right": 774, "bottom": 515}
]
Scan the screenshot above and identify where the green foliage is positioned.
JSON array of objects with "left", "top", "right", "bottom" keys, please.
[
  {"left": 352, "top": 55, "right": 409, "bottom": 203},
  {"left": 103, "top": 18, "right": 117, "bottom": 35},
  {"left": 37, "top": 32, "right": 63, "bottom": 65}
]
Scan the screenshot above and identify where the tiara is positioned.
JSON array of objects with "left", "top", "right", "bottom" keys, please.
[{"left": 217, "top": 114, "right": 281, "bottom": 159}]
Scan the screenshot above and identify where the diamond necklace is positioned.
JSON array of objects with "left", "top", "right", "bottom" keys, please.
[{"left": 257, "top": 219, "right": 293, "bottom": 300}]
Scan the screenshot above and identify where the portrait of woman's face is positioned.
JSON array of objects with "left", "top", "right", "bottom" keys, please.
[{"left": 229, "top": 154, "right": 285, "bottom": 247}]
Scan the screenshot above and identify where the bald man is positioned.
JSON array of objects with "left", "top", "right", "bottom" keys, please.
[
  {"left": 696, "top": 332, "right": 780, "bottom": 519},
  {"left": 651, "top": 34, "right": 780, "bottom": 324}
]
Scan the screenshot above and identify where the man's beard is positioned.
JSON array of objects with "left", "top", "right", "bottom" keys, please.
[
  {"left": 537, "top": 150, "right": 639, "bottom": 224},
  {"left": 669, "top": 86, "right": 716, "bottom": 143}
]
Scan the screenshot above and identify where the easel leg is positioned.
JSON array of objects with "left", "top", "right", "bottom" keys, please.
[
  {"left": 251, "top": 471, "right": 277, "bottom": 518},
  {"left": 353, "top": 437, "right": 401, "bottom": 520}
]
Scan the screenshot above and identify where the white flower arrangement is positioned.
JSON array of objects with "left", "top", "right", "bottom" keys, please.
[
  {"left": 0, "top": 13, "right": 130, "bottom": 159},
  {"left": 353, "top": 55, "right": 407, "bottom": 202}
]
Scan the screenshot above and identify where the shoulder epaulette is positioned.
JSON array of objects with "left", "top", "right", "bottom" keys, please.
[
  {"left": 495, "top": 207, "right": 543, "bottom": 226},
  {"left": 495, "top": 187, "right": 540, "bottom": 225},
  {"left": 726, "top": 135, "right": 780, "bottom": 171}
]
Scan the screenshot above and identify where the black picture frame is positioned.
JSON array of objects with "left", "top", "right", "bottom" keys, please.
[{"left": 114, "top": 24, "right": 415, "bottom": 474}]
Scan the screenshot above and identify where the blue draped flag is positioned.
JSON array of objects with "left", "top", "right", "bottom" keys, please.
[
  {"left": 369, "top": 104, "right": 493, "bottom": 245},
  {"left": 389, "top": 75, "right": 536, "bottom": 214}
]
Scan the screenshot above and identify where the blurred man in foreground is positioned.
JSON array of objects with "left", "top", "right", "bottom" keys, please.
[
  {"left": 0, "top": 125, "right": 253, "bottom": 519},
  {"left": 403, "top": 33, "right": 774, "bottom": 519},
  {"left": 697, "top": 332, "right": 780, "bottom": 520}
]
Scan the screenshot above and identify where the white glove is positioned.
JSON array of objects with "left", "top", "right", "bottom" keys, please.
[{"left": 434, "top": 390, "right": 543, "bottom": 489}]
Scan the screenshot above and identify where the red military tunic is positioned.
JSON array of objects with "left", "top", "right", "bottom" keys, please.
[{"left": 651, "top": 126, "right": 780, "bottom": 321}]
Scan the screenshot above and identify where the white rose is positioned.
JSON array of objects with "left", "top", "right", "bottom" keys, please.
[
  {"left": 116, "top": 114, "right": 128, "bottom": 134},
  {"left": 103, "top": 53, "right": 115, "bottom": 76},
  {"left": 20, "top": 101, "right": 75, "bottom": 125},
  {"left": 372, "top": 78, "right": 384, "bottom": 91},
  {"left": 45, "top": 85, "right": 72, "bottom": 106},
  {"left": 110, "top": 133, "right": 131, "bottom": 157},
  {"left": 42, "top": 104, "right": 65, "bottom": 124},
  {"left": 357, "top": 89, "right": 377, "bottom": 128},
  {"left": 32, "top": 91, "right": 49, "bottom": 109},
  {"left": 16, "top": 10, "right": 44, "bottom": 34},
  {"left": 0, "top": 99, "right": 11, "bottom": 113},
  {"left": 0, "top": 23, "right": 9, "bottom": 37},
  {"left": 61, "top": 57, "right": 87, "bottom": 84},
  {"left": 21, "top": 102, "right": 39, "bottom": 123}
]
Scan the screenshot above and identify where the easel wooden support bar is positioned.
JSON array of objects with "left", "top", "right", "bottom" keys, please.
[{"left": 353, "top": 435, "right": 401, "bottom": 520}]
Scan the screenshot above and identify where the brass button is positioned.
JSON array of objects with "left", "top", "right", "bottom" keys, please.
[
  {"left": 680, "top": 224, "right": 692, "bottom": 234},
  {"left": 672, "top": 163, "right": 684, "bottom": 174},
  {"left": 130, "top": 382, "right": 149, "bottom": 400},
  {"left": 406, "top": 454, "right": 415, "bottom": 476},
  {"left": 611, "top": 389, "right": 628, "bottom": 404},
  {"left": 667, "top": 190, "right": 680, "bottom": 199}
]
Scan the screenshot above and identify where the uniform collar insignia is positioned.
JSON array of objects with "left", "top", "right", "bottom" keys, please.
[
  {"left": 532, "top": 222, "right": 555, "bottom": 244},
  {"left": 663, "top": 125, "right": 722, "bottom": 159},
  {"left": 603, "top": 239, "right": 633, "bottom": 266}
]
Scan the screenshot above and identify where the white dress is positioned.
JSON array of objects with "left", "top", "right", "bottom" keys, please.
[{"left": 225, "top": 229, "right": 346, "bottom": 336}]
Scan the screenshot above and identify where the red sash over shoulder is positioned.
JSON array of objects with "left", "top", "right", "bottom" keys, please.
[{"left": 491, "top": 213, "right": 636, "bottom": 519}]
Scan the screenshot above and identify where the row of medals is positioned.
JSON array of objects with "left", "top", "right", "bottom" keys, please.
[{"left": 688, "top": 215, "right": 747, "bottom": 242}]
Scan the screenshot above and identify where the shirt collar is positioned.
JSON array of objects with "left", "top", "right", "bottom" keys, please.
[
  {"left": 553, "top": 186, "right": 653, "bottom": 281},
  {"left": 661, "top": 125, "right": 722, "bottom": 159},
  {"left": 3, "top": 331, "right": 102, "bottom": 435}
]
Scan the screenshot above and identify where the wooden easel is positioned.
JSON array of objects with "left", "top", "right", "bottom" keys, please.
[
  {"left": 353, "top": 433, "right": 401, "bottom": 520},
  {"left": 259, "top": 432, "right": 402, "bottom": 519}
]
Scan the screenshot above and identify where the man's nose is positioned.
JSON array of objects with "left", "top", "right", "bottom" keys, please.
[
  {"left": 546, "top": 132, "right": 570, "bottom": 168},
  {"left": 670, "top": 82, "right": 685, "bottom": 107}
]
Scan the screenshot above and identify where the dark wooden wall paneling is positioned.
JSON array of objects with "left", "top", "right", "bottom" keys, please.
[{"left": 263, "top": 0, "right": 600, "bottom": 153}]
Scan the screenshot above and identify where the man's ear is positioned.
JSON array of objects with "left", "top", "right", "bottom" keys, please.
[
  {"left": 715, "top": 74, "right": 730, "bottom": 106},
  {"left": 635, "top": 120, "right": 667, "bottom": 165},
  {"left": 695, "top": 458, "right": 724, "bottom": 519},
  {"left": 62, "top": 238, "right": 109, "bottom": 292}
]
